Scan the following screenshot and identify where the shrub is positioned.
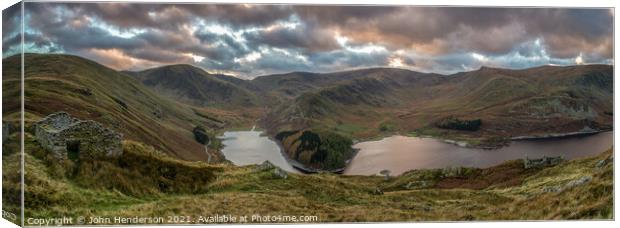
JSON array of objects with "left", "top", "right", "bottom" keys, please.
[
  {"left": 277, "top": 129, "right": 354, "bottom": 171},
  {"left": 436, "top": 117, "right": 482, "bottom": 131},
  {"left": 192, "top": 126, "right": 210, "bottom": 145}
]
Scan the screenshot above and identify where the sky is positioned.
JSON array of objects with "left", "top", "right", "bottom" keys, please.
[{"left": 2, "top": 3, "right": 614, "bottom": 79}]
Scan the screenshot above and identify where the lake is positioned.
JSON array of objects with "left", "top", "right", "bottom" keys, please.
[
  {"left": 219, "top": 130, "right": 298, "bottom": 173},
  {"left": 219, "top": 129, "right": 612, "bottom": 176},
  {"left": 344, "top": 131, "right": 613, "bottom": 175}
]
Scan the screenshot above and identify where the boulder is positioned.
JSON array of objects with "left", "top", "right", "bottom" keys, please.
[
  {"left": 272, "top": 167, "right": 288, "bottom": 179},
  {"left": 256, "top": 160, "right": 275, "bottom": 171},
  {"left": 523, "top": 156, "right": 563, "bottom": 169}
]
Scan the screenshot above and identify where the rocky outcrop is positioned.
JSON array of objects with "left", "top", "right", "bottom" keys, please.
[
  {"left": 596, "top": 155, "right": 613, "bottom": 168},
  {"left": 255, "top": 160, "right": 288, "bottom": 179},
  {"left": 34, "top": 112, "right": 123, "bottom": 160},
  {"left": 543, "top": 176, "right": 592, "bottom": 193},
  {"left": 523, "top": 156, "right": 563, "bottom": 169}
]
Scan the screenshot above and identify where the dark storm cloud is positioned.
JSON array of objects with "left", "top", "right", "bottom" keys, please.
[
  {"left": 194, "top": 30, "right": 251, "bottom": 57},
  {"left": 8, "top": 2, "right": 613, "bottom": 77},
  {"left": 63, "top": 3, "right": 293, "bottom": 30},
  {"left": 293, "top": 6, "right": 613, "bottom": 57},
  {"left": 2, "top": 2, "right": 21, "bottom": 54},
  {"left": 2, "top": 2, "right": 20, "bottom": 37},
  {"left": 245, "top": 21, "right": 340, "bottom": 52}
]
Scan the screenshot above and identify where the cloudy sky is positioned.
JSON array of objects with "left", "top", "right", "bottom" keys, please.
[{"left": 2, "top": 3, "right": 614, "bottom": 78}]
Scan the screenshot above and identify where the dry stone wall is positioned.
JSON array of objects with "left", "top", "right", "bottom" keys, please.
[{"left": 34, "top": 112, "right": 122, "bottom": 160}]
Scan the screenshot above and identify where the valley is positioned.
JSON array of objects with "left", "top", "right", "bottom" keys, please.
[
  {"left": 126, "top": 55, "right": 613, "bottom": 172},
  {"left": 1, "top": 53, "right": 614, "bottom": 222},
  {"left": 3, "top": 53, "right": 613, "bottom": 173}
]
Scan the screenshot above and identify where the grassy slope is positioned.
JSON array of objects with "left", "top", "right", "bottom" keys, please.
[
  {"left": 2, "top": 53, "right": 232, "bottom": 162},
  {"left": 6, "top": 129, "right": 612, "bottom": 222},
  {"left": 263, "top": 65, "right": 613, "bottom": 147},
  {"left": 131, "top": 64, "right": 263, "bottom": 108}
]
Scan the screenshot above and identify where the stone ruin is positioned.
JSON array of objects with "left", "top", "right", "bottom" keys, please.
[
  {"left": 34, "top": 112, "right": 123, "bottom": 160},
  {"left": 523, "top": 156, "right": 564, "bottom": 169}
]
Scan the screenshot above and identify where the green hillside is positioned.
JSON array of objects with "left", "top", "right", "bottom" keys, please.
[
  {"left": 131, "top": 64, "right": 262, "bottom": 108},
  {"left": 2, "top": 54, "right": 230, "bottom": 162},
  {"left": 263, "top": 65, "right": 613, "bottom": 148}
]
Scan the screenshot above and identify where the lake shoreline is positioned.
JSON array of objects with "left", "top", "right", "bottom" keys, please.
[
  {"left": 268, "top": 134, "right": 357, "bottom": 174},
  {"left": 217, "top": 128, "right": 613, "bottom": 176},
  {"left": 218, "top": 129, "right": 299, "bottom": 173},
  {"left": 344, "top": 131, "right": 613, "bottom": 176},
  {"left": 350, "top": 128, "right": 613, "bottom": 150},
  {"left": 510, "top": 129, "right": 612, "bottom": 140}
]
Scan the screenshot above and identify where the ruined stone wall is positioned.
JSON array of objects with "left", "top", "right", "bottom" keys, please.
[
  {"left": 35, "top": 112, "right": 76, "bottom": 130},
  {"left": 34, "top": 112, "right": 123, "bottom": 160},
  {"left": 58, "top": 121, "right": 123, "bottom": 158},
  {"left": 34, "top": 123, "right": 66, "bottom": 158}
]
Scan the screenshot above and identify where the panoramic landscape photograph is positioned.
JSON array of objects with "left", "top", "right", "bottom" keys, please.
[{"left": 0, "top": 1, "right": 615, "bottom": 225}]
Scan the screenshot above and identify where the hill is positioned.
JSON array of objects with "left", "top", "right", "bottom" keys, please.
[
  {"left": 130, "top": 64, "right": 262, "bottom": 108},
  {"left": 262, "top": 64, "right": 613, "bottom": 148},
  {"left": 5, "top": 54, "right": 613, "bottom": 172},
  {"left": 2, "top": 54, "right": 229, "bottom": 162}
]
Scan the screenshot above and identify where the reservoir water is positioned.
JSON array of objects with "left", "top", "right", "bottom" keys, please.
[
  {"left": 219, "top": 130, "right": 612, "bottom": 176},
  {"left": 219, "top": 130, "right": 298, "bottom": 173},
  {"left": 344, "top": 131, "right": 613, "bottom": 175}
]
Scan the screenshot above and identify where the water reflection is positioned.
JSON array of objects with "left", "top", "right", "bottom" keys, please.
[
  {"left": 219, "top": 130, "right": 298, "bottom": 173},
  {"left": 344, "top": 131, "right": 613, "bottom": 175}
]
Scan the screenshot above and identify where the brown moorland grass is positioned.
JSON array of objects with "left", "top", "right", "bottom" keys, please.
[{"left": 6, "top": 130, "right": 612, "bottom": 223}]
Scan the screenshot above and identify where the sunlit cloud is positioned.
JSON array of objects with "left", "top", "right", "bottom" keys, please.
[
  {"left": 234, "top": 51, "right": 262, "bottom": 64},
  {"left": 575, "top": 53, "right": 584, "bottom": 65},
  {"left": 471, "top": 53, "right": 488, "bottom": 62},
  {"left": 388, "top": 57, "right": 405, "bottom": 68}
]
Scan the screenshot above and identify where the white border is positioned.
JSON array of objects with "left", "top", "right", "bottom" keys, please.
[{"left": 0, "top": 1, "right": 617, "bottom": 228}]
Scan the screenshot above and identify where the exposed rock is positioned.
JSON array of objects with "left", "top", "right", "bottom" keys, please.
[
  {"left": 596, "top": 156, "right": 613, "bottom": 168},
  {"left": 272, "top": 166, "right": 288, "bottom": 179},
  {"left": 542, "top": 186, "right": 562, "bottom": 193},
  {"left": 34, "top": 112, "right": 123, "bottom": 160},
  {"left": 405, "top": 181, "right": 429, "bottom": 190},
  {"left": 565, "top": 176, "right": 592, "bottom": 189},
  {"left": 256, "top": 160, "right": 275, "bottom": 171},
  {"left": 255, "top": 160, "right": 288, "bottom": 179},
  {"left": 542, "top": 176, "right": 592, "bottom": 193},
  {"left": 523, "top": 156, "right": 563, "bottom": 169},
  {"left": 442, "top": 167, "right": 464, "bottom": 177}
]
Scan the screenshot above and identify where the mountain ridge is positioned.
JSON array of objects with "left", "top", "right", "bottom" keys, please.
[{"left": 5, "top": 53, "right": 613, "bottom": 172}]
